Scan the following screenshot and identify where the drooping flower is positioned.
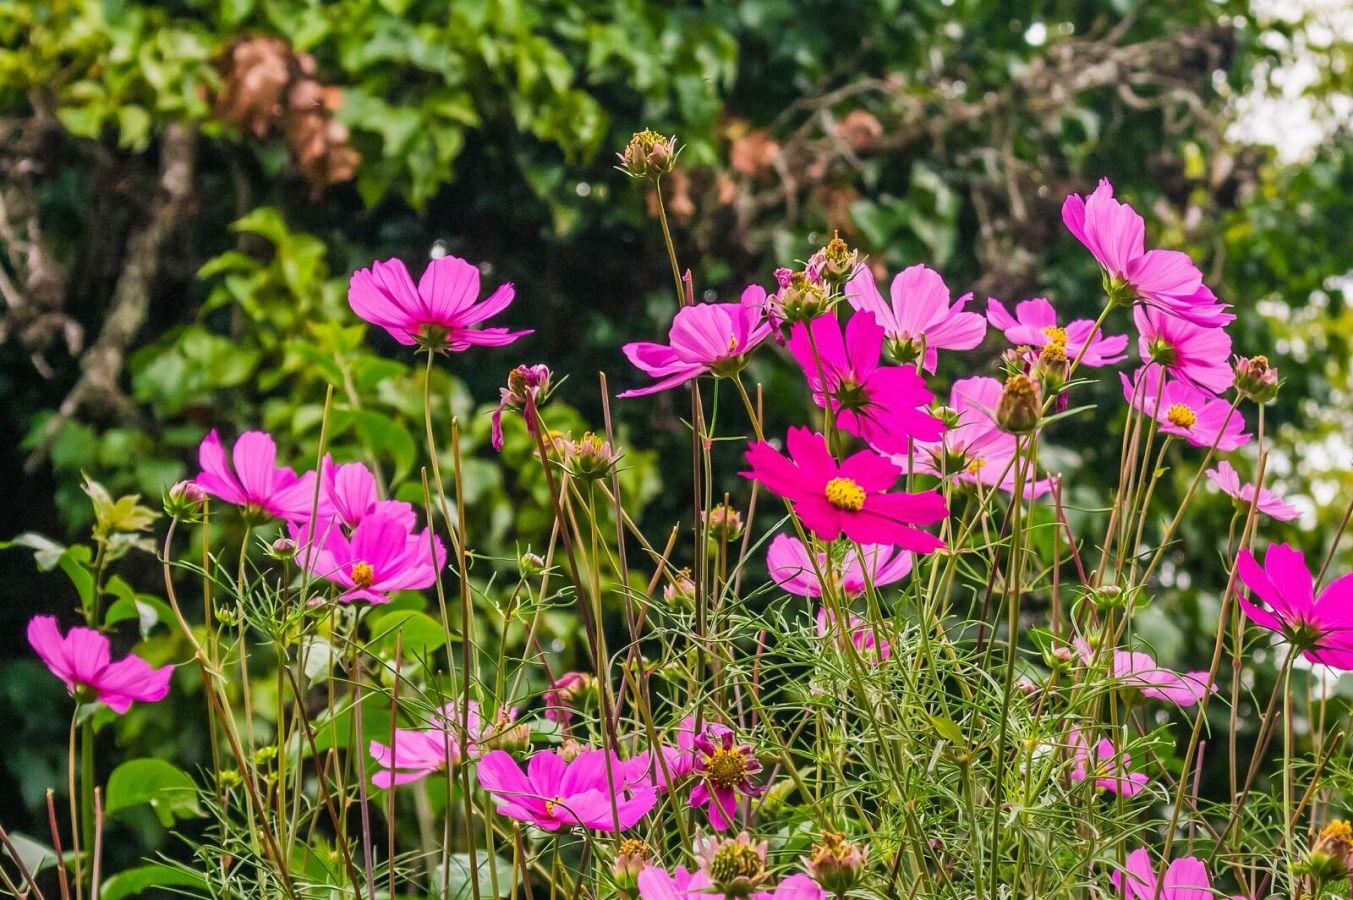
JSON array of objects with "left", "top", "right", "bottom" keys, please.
[
  {"left": 491, "top": 363, "right": 551, "bottom": 451},
  {"left": 1120, "top": 367, "right": 1250, "bottom": 451},
  {"left": 1133, "top": 306, "right": 1234, "bottom": 394},
  {"left": 319, "top": 457, "right": 415, "bottom": 530},
  {"left": 912, "top": 377, "right": 1053, "bottom": 497},
  {"left": 291, "top": 509, "right": 445, "bottom": 605},
  {"left": 348, "top": 255, "right": 530, "bottom": 351},
  {"left": 816, "top": 607, "right": 891, "bottom": 663},
  {"left": 1062, "top": 178, "right": 1232, "bottom": 326},
  {"left": 986, "top": 297, "right": 1128, "bottom": 367},
  {"left": 195, "top": 429, "right": 319, "bottom": 521},
  {"left": 619, "top": 291, "right": 773, "bottom": 397},
  {"left": 1068, "top": 728, "right": 1148, "bottom": 797},
  {"left": 543, "top": 671, "right": 595, "bottom": 728},
  {"left": 684, "top": 721, "right": 763, "bottom": 830},
  {"left": 742, "top": 428, "right": 947, "bottom": 552},
  {"left": 476, "top": 747, "right": 657, "bottom": 832},
  {"left": 27, "top": 616, "right": 172, "bottom": 714},
  {"left": 766, "top": 533, "right": 912, "bottom": 598},
  {"left": 787, "top": 310, "right": 945, "bottom": 453},
  {"left": 1206, "top": 460, "right": 1299, "bottom": 521},
  {"left": 368, "top": 701, "right": 494, "bottom": 788},
  {"left": 1236, "top": 544, "right": 1353, "bottom": 669},
  {"left": 844, "top": 264, "right": 986, "bottom": 372},
  {"left": 1074, "top": 639, "right": 1212, "bottom": 706},
  {"left": 1112, "top": 847, "right": 1224, "bottom": 900}
]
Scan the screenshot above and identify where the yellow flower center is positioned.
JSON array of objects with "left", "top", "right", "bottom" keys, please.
[
  {"left": 351, "top": 561, "right": 375, "bottom": 589},
  {"left": 727, "top": 334, "right": 740, "bottom": 353},
  {"left": 705, "top": 747, "right": 749, "bottom": 789},
  {"left": 966, "top": 458, "right": 987, "bottom": 474},
  {"left": 1042, "top": 326, "right": 1069, "bottom": 346},
  {"left": 824, "top": 477, "right": 866, "bottom": 512},
  {"left": 545, "top": 796, "right": 564, "bottom": 817},
  {"left": 1166, "top": 403, "right": 1197, "bottom": 428}
]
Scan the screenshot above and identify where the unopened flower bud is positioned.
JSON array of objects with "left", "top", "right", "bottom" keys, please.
[
  {"left": 663, "top": 569, "right": 696, "bottom": 612},
  {"left": 1305, "top": 819, "right": 1353, "bottom": 883},
  {"left": 705, "top": 503, "right": 744, "bottom": 542},
  {"left": 519, "top": 551, "right": 546, "bottom": 578},
  {"left": 613, "top": 839, "right": 651, "bottom": 895},
  {"left": 270, "top": 537, "right": 298, "bottom": 559},
  {"left": 1001, "top": 346, "right": 1034, "bottom": 378},
  {"left": 1091, "top": 584, "right": 1126, "bottom": 610},
  {"left": 776, "top": 271, "right": 830, "bottom": 324},
  {"left": 483, "top": 709, "right": 531, "bottom": 754},
  {"left": 1047, "top": 645, "right": 1076, "bottom": 670},
  {"left": 1033, "top": 341, "right": 1069, "bottom": 394},
  {"left": 1016, "top": 676, "right": 1039, "bottom": 697},
  {"left": 996, "top": 374, "right": 1040, "bottom": 434},
  {"left": 564, "top": 432, "right": 621, "bottom": 480},
  {"left": 1233, "top": 354, "right": 1281, "bottom": 403},
  {"left": 165, "top": 480, "right": 206, "bottom": 518},
  {"left": 617, "top": 129, "right": 678, "bottom": 178},
  {"left": 804, "top": 831, "right": 868, "bottom": 893},
  {"left": 559, "top": 738, "right": 587, "bottom": 762}
]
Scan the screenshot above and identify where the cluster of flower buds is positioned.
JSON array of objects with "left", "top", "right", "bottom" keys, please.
[
  {"left": 479, "top": 708, "right": 532, "bottom": 754},
  {"left": 617, "top": 129, "right": 678, "bottom": 178},
  {"left": 803, "top": 831, "right": 868, "bottom": 894},
  {"left": 1233, "top": 354, "right": 1281, "bottom": 403}
]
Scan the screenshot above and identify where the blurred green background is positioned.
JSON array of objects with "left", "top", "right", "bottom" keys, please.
[{"left": 2, "top": 0, "right": 1351, "bottom": 859}]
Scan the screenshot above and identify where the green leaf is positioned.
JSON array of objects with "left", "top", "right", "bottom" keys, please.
[
  {"left": 105, "top": 759, "right": 203, "bottom": 827},
  {"left": 100, "top": 863, "right": 208, "bottom": 900},
  {"left": 0, "top": 532, "right": 69, "bottom": 570},
  {"left": 927, "top": 713, "right": 964, "bottom": 744},
  {"left": 368, "top": 610, "right": 448, "bottom": 659},
  {"left": 0, "top": 832, "right": 77, "bottom": 875},
  {"left": 435, "top": 853, "right": 512, "bottom": 899}
]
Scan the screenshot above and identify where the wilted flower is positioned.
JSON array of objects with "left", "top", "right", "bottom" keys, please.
[
  {"left": 492, "top": 363, "right": 552, "bottom": 451},
  {"left": 1306, "top": 819, "right": 1353, "bottom": 883},
  {"left": 617, "top": 129, "right": 678, "bottom": 178},
  {"left": 774, "top": 269, "right": 831, "bottom": 327},
  {"left": 565, "top": 433, "right": 621, "bottom": 480},
  {"left": 696, "top": 831, "right": 770, "bottom": 896},
  {"left": 804, "top": 832, "right": 867, "bottom": 894},
  {"left": 706, "top": 503, "right": 744, "bottom": 541},
  {"left": 995, "top": 374, "right": 1040, "bottom": 434},
  {"left": 1234, "top": 354, "right": 1281, "bottom": 403},
  {"left": 809, "top": 233, "right": 861, "bottom": 285}
]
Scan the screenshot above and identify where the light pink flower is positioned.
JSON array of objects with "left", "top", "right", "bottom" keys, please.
[
  {"left": 619, "top": 290, "right": 773, "bottom": 397},
  {"left": 816, "top": 606, "right": 891, "bottom": 663},
  {"left": 1063, "top": 178, "right": 1232, "bottom": 327},
  {"left": 1236, "top": 543, "right": 1353, "bottom": 669},
  {"left": 1206, "top": 460, "right": 1299, "bottom": 521},
  {"left": 291, "top": 509, "right": 445, "bottom": 605},
  {"left": 476, "top": 747, "right": 657, "bottom": 832},
  {"left": 543, "top": 671, "right": 593, "bottom": 728},
  {"left": 766, "top": 533, "right": 912, "bottom": 597},
  {"left": 368, "top": 702, "right": 493, "bottom": 788},
  {"left": 195, "top": 429, "right": 318, "bottom": 521},
  {"left": 1112, "top": 848, "right": 1225, "bottom": 900},
  {"left": 912, "top": 377, "right": 1054, "bottom": 497},
  {"left": 319, "top": 457, "right": 415, "bottom": 530},
  {"left": 743, "top": 428, "right": 947, "bottom": 552},
  {"left": 1120, "top": 367, "right": 1250, "bottom": 451},
  {"left": 1133, "top": 306, "right": 1233, "bottom": 394},
  {"left": 348, "top": 255, "right": 530, "bottom": 351},
  {"left": 637, "top": 868, "right": 825, "bottom": 900},
  {"left": 1068, "top": 728, "right": 1148, "bottom": 797},
  {"left": 787, "top": 310, "right": 945, "bottom": 452},
  {"left": 28, "top": 616, "right": 172, "bottom": 714},
  {"left": 1074, "top": 639, "right": 1212, "bottom": 706},
  {"left": 844, "top": 265, "right": 985, "bottom": 372},
  {"left": 985, "top": 297, "right": 1128, "bottom": 367}
]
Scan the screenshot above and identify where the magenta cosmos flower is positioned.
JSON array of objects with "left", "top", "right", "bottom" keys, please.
[
  {"left": 685, "top": 721, "right": 763, "bottom": 831},
  {"left": 844, "top": 264, "right": 985, "bottom": 372},
  {"left": 291, "top": 509, "right": 445, "bottom": 605},
  {"left": 619, "top": 289, "right": 773, "bottom": 397},
  {"left": 913, "top": 377, "right": 1053, "bottom": 497},
  {"left": 1075, "top": 639, "right": 1211, "bottom": 706},
  {"left": 816, "top": 606, "right": 890, "bottom": 663},
  {"left": 1068, "top": 728, "right": 1148, "bottom": 797},
  {"left": 28, "top": 616, "right": 172, "bottom": 714},
  {"left": 986, "top": 297, "right": 1128, "bottom": 367},
  {"left": 743, "top": 428, "right": 947, "bottom": 552},
  {"left": 637, "top": 868, "right": 825, "bottom": 900},
  {"left": 319, "top": 457, "right": 415, "bottom": 530},
  {"left": 1133, "top": 306, "right": 1233, "bottom": 394},
  {"left": 196, "top": 429, "right": 318, "bottom": 521},
  {"left": 348, "top": 255, "right": 530, "bottom": 351},
  {"left": 368, "top": 701, "right": 494, "bottom": 788},
  {"left": 476, "top": 747, "right": 657, "bottom": 832},
  {"left": 787, "top": 310, "right": 945, "bottom": 453},
  {"left": 1121, "top": 367, "right": 1249, "bottom": 451},
  {"left": 1063, "top": 178, "right": 1232, "bottom": 327},
  {"left": 1206, "top": 460, "right": 1299, "bottom": 521},
  {"left": 1112, "top": 848, "right": 1227, "bottom": 900},
  {"left": 1236, "top": 544, "right": 1353, "bottom": 669},
  {"left": 766, "top": 533, "right": 911, "bottom": 597}
]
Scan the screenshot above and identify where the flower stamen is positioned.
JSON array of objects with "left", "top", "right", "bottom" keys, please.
[{"left": 824, "top": 477, "right": 866, "bottom": 512}]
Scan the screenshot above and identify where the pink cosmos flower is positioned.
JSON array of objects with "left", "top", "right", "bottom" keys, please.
[
  {"left": 816, "top": 606, "right": 891, "bottom": 663},
  {"left": 787, "top": 310, "right": 945, "bottom": 453},
  {"left": 766, "top": 533, "right": 912, "bottom": 597},
  {"left": 195, "top": 429, "right": 319, "bottom": 521},
  {"left": 348, "top": 255, "right": 530, "bottom": 351},
  {"left": 1112, "top": 848, "right": 1224, "bottom": 900},
  {"left": 985, "top": 297, "right": 1128, "bottom": 367},
  {"left": 1062, "top": 178, "right": 1232, "bottom": 327},
  {"left": 28, "top": 616, "right": 172, "bottom": 714},
  {"left": 1120, "top": 367, "right": 1250, "bottom": 451},
  {"left": 319, "top": 457, "right": 415, "bottom": 530},
  {"left": 844, "top": 264, "right": 986, "bottom": 372},
  {"left": 1068, "top": 728, "right": 1148, "bottom": 797},
  {"left": 1133, "top": 306, "right": 1234, "bottom": 394},
  {"left": 687, "top": 722, "right": 763, "bottom": 830},
  {"left": 543, "top": 671, "right": 593, "bottom": 728},
  {"left": 1074, "top": 639, "right": 1211, "bottom": 706},
  {"left": 476, "top": 747, "right": 657, "bottom": 832},
  {"left": 291, "top": 509, "right": 445, "bottom": 605},
  {"left": 1236, "top": 543, "right": 1353, "bottom": 669},
  {"left": 637, "top": 868, "right": 825, "bottom": 900},
  {"left": 368, "top": 701, "right": 492, "bottom": 788},
  {"left": 912, "top": 377, "right": 1053, "bottom": 497},
  {"left": 743, "top": 428, "right": 947, "bottom": 553},
  {"left": 1206, "top": 460, "right": 1299, "bottom": 521},
  {"left": 619, "top": 289, "right": 773, "bottom": 397}
]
